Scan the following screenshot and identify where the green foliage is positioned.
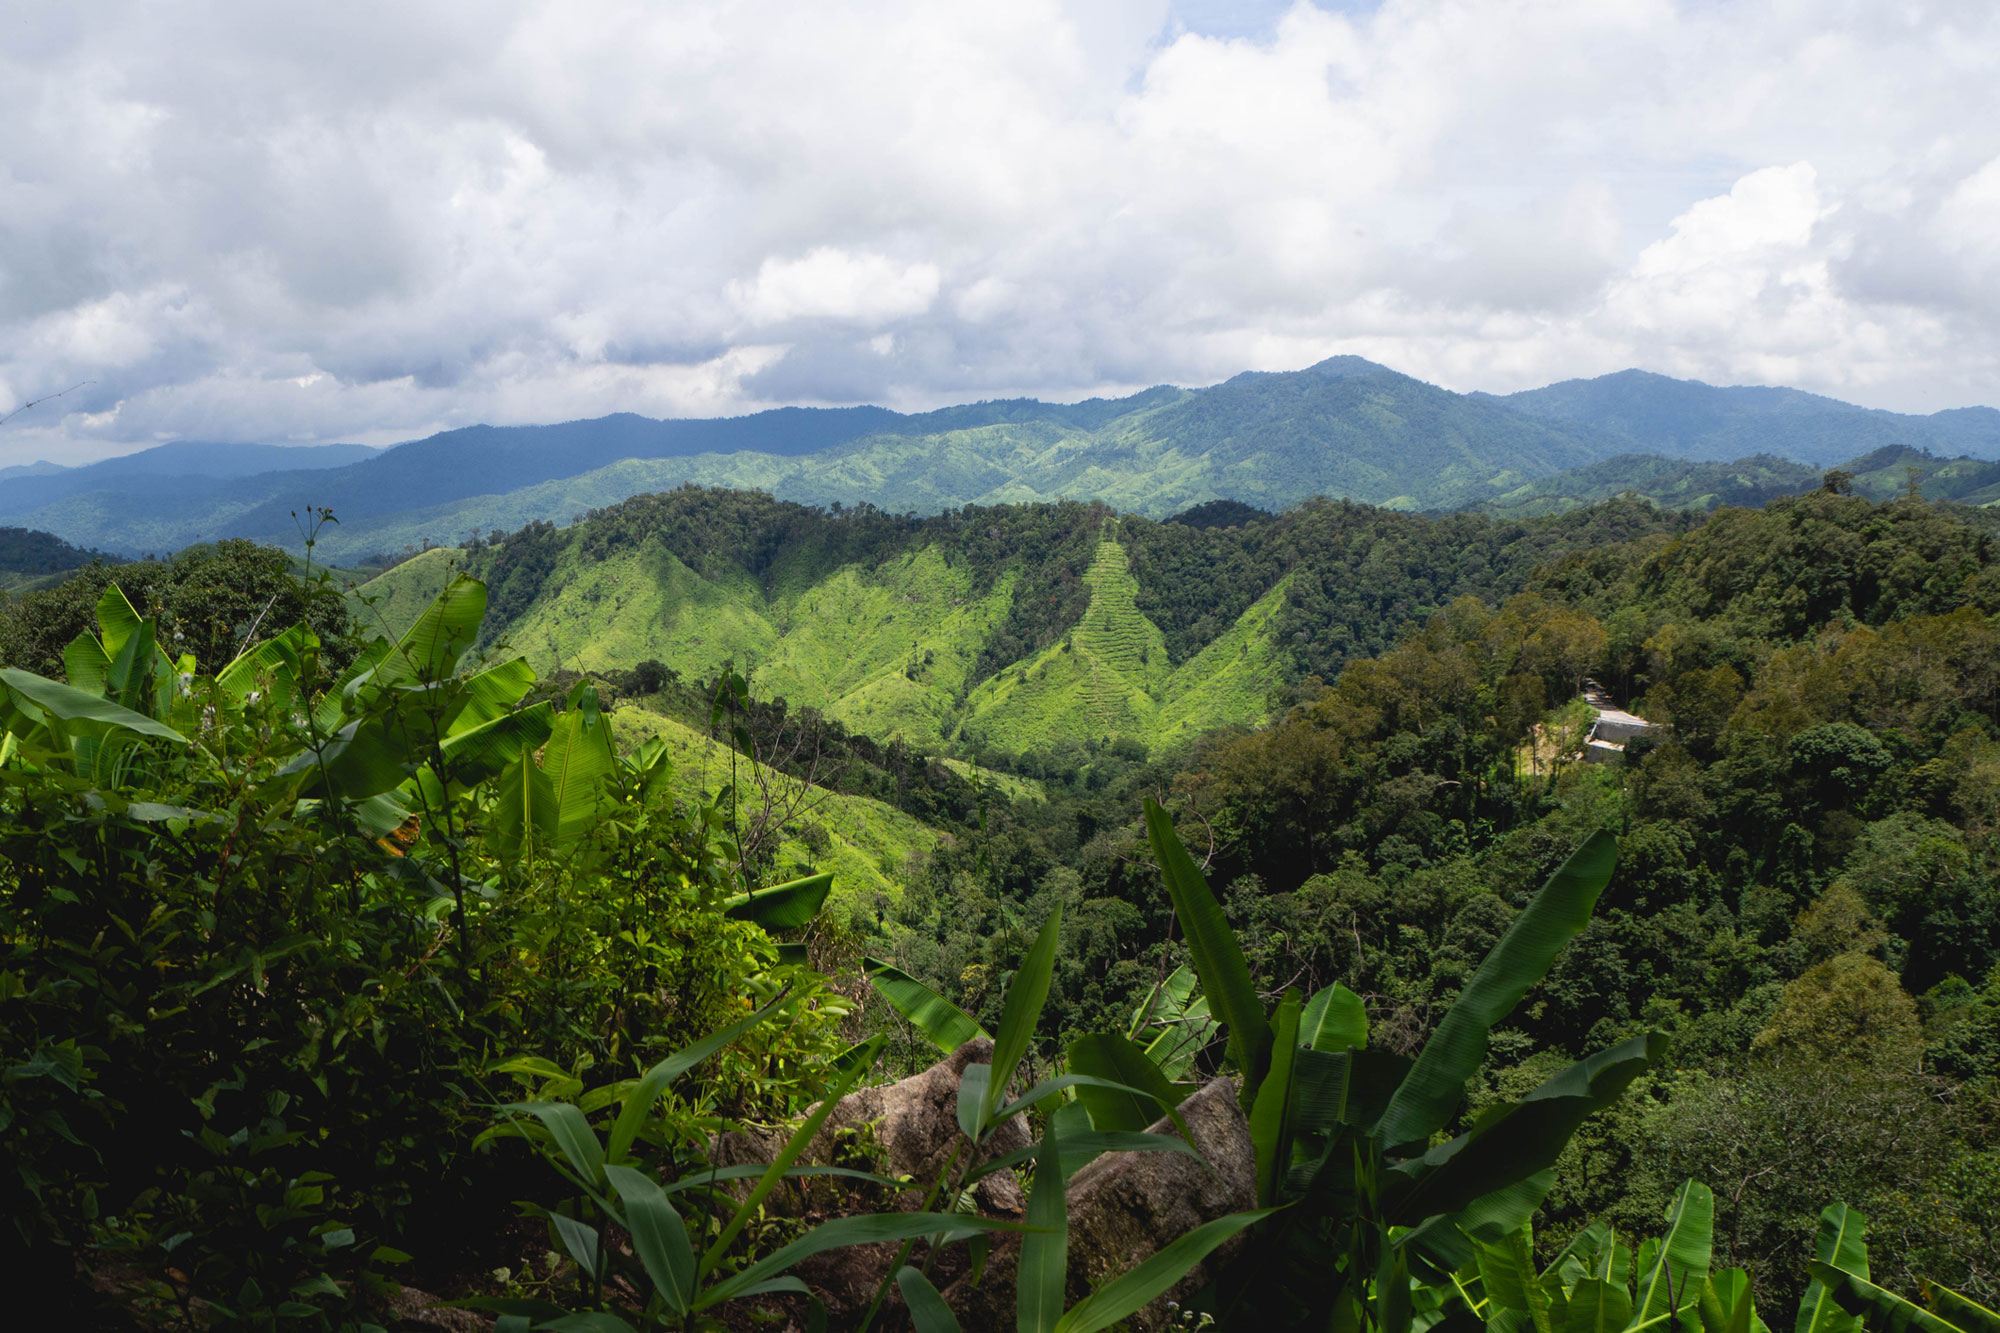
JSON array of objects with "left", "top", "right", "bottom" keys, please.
[{"left": 0, "top": 565, "right": 847, "bottom": 1322}]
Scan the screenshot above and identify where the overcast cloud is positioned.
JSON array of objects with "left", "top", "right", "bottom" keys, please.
[{"left": 3, "top": 0, "right": 1999, "bottom": 464}]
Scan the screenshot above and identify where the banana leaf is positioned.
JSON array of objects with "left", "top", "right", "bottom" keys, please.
[
  {"left": 723, "top": 872, "right": 834, "bottom": 928},
  {"left": 1145, "top": 798, "right": 1271, "bottom": 1096},
  {"left": 865, "top": 957, "right": 988, "bottom": 1051},
  {"left": 1376, "top": 829, "right": 1617, "bottom": 1151},
  {"left": 1805, "top": 1265, "right": 1964, "bottom": 1333}
]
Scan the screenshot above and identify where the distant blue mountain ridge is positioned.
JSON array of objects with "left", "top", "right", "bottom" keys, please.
[{"left": 1, "top": 360, "right": 1993, "bottom": 560}]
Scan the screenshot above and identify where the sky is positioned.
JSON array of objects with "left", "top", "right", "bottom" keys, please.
[{"left": 4, "top": 0, "right": 2000, "bottom": 465}]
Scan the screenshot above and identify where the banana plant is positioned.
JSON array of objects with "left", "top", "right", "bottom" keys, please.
[
  {"left": 0, "top": 586, "right": 191, "bottom": 785},
  {"left": 474, "top": 1002, "right": 1029, "bottom": 1331},
  {"left": 1800, "top": 1202, "right": 2000, "bottom": 1333},
  {"left": 868, "top": 903, "right": 1270, "bottom": 1333},
  {"left": 1124, "top": 798, "right": 1664, "bottom": 1332},
  {"left": 865, "top": 957, "right": 990, "bottom": 1052},
  {"left": 1456, "top": 1181, "right": 1725, "bottom": 1333}
]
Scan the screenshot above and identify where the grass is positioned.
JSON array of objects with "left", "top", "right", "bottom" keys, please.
[
  {"left": 610, "top": 707, "right": 939, "bottom": 923},
  {"left": 348, "top": 527, "right": 1294, "bottom": 760},
  {"left": 344, "top": 548, "right": 466, "bottom": 643},
  {"left": 958, "top": 537, "right": 1288, "bottom": 755},
  {"left": 958, "top": 537, "right": 1170, "bottom": 753}
]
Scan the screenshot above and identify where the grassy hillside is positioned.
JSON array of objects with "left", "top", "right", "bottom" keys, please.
[
  {"left": 609, "top": 706, "right": 937, "bottom": 918},
  {"left": 342, "top": 546, "right": 465, "bottom": 641},
  {"left": 345, "top": 486, "right": 1702, "bottom": 755},
  {"left": 958, "top": 537, "right": 1172, "bottom": 752},
  {"left": 1471, "top": 444, "right": 2000, "bottom": 519}
]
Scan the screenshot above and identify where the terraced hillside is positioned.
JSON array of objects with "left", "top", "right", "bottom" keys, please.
[
  {"left": 353, "top": 517, "right": 1289, "bottom": 754},
  {"left": 345, "top": 486, "right": 1698, "bottom": 757}
]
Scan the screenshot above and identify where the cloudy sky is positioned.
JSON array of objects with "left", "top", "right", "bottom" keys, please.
[{"left": 4, "top": 0, "right": 1999, "bottom": 464}]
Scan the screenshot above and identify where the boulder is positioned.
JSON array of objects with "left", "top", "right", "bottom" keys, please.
[
  {"left": 939, "top": 1076, "right": 1256, "bottom": 1332},
  {"left": 710, "top": 1038, "right": 1030, "bottom": 1317}
]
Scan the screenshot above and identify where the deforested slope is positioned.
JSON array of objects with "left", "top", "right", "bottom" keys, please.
[{"left": 347, "top": 486, "right": 1698, "bottom": 757}]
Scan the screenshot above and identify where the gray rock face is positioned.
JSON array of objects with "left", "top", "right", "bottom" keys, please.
[
  {"left": 710, "top": 1038, "right": 1030, "bottom": 1317},
  {"left": 940, "top": 1076, "right": 1257, "bottom": 1332},
  {"left": 713, "top": 1037, "right": 1029, "bottom": 1216}
]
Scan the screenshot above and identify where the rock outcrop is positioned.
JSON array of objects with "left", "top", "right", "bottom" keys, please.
[
  {"left": 710, "top": 1038, "right": 1029, "bottom": 1317},
  {"left": 940, "top": 1076, "right": 1256, "bottom": 1332}
]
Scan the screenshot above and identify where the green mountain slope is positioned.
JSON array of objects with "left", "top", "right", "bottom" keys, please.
[
  {"left": 1489, "top": 368, "right": 2000, "bottom": 466},
  {"left": 347, "top": 486, "right": 1698, "bottom": 756},
  {"left": 609, "top": 707, "right": 936, "bottom": 915},
  {"left": 2, "top": 359, "right": 1613, "bottom": 559},
  {"left": 1469, "top": 444, "right": 2000, "bottom": 519}
]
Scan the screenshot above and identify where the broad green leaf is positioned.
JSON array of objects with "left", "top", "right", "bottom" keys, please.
[
  {"left": 867, "top": 957, "right": 988, "bottom": 1051},
  {"left": 63, "top": 633, "right": 110, "bottom": 697},
  {"left": 1928, "top": 1286, "right": 2000, "bottom": 1333},
  {"left": 1019, "top": 1111, "right": 1069, "bottom": 1333},
  {"left": 699, "top": 1036, "right": 884, "bottom": 1280},
  {"left": 315, "top": 637, "right": 390, "bottom": 731},
  {"left": 374, "top": 574, "right": 486, "bottom": 690},
  {"left": 1053, "top": 1208, "right": 1276, "bottom": 1333},
  {"left": 438, "top": 702, "right": 555, "bottom": 788},
  {"left": 1806, "top": 1265, "right": 1964, "bottom": 1333},
  {"left": 1145, "top": 798, "right": 1271, "bottom": 1095},
  {"left": 1636, "top": 1181, "right": 1714, "bottom": 1327},
  {"left": 549, "top": 1211, "right": 603, "bottom": 1277},
  {"left": 1302, "top": 982, "right": 1369, "bottom": 1052},
  {"left": 1385, "top": 1034, "right": 1660, "bottom": 1222},
  {"left": 983, "top": 905, "right": 1064, "bottom": 1132},
  {"left": 723, "top": 872, "right": 834, "bottom": 929},
  {"left": 1129, "top": 963, "right": 1199, "bottom": 1038},
  {"left": 607, "top": 997, "right": 789, "bottom": 1166},
  {"left": 502, "top": 1101, "right": 605, "bottom": 1188},
  {"left": 0, "top": 668, "right": 186, "bottom": 742},
  {"left": 216, "top": 624, "right": 303, "bottom": 702},
  {"left": 1476, "top": 1227, "right": 1555, "bottom": 1333},
  {"left": 450, "top": 656, "right": 538, "bottom": 733},
  {"left": 1249, "top": 992, "right": 1301, "bottom": 1205},
  {"left": 1067, "top": 1032, "right": 1184, "bottom": 1132},
  {"left": 1710, "top": 1269, "right": 1758, "bottom": 1333},
  {"left": 604, "top": 1164, "right": 695, "bottom": 1315},
  {"left": 285, "top": 715, "right": 410, "bottom": 800},
  {"left": 1376, "top": 829, "right": 1617, "bottom": 1150},
  {"left": 543, "top": 706, "right": 614, "bottom": 848},
  {"left": 898, "top": 1266, "right": 964, "bottom": 1333},
  {"left": 104, "top": 614, "right": 157, "bottom": 715},
  {"left": 958, "top": 1061, "right": 992, "bottom": 1141},
  {"left": 490, "top": 752, "right": 557, "bottom": 862},
  {"left": 1559, "top": 1279, "right": 1636, "bottom": 1333},
  {"left": 695, "top": 1213, "right": 1027, "bottom": 1309},
  {"left": 94, "top": 585, "right": 142, "bottom": 657},
  {"left": 990, "top": 1074, "right": 1190, "bottom": 1137},
  {"left": 1457, "top": 1171, "right": 1556, "bottom": 1245},
  {"left": 1545, "top": 1219, "right": 1612, "bottom": 1279},
  {"left": 1796, "top": 1202, "right": 1868, "bottom": 1333}
]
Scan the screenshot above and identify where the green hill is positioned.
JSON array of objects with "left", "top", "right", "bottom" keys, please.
[
  {"left": 1470, "top": 445, "right": 2000, "bottom": 519},
  {"left": 0, "top": 359, "right": 1611, "bottom": 559},
  {"left": 608, "top": 707, "right": 936, "bottom": 918},
  {"left": 348, "top": 485, "right": 1698, "bottom": 759},
  {"left": 1489, "top": 367, "right": 2000, "bottom": 465}
]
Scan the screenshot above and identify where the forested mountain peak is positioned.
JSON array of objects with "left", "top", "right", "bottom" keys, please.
[{"left": 1492, "top": 368, "right": 2000, "bottom": 465}]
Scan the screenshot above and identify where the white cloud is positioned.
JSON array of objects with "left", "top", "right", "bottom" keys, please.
[
  {"left": 728, "top": 249, "right": 942, "bottom": 327},
  {"left": 3, "top": 0, "right": 2000, "bottom": 465}
]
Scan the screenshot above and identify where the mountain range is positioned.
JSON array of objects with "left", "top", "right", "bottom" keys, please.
[{"left": 4, "top": 359, "right": 1997, "bottom": 560}]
